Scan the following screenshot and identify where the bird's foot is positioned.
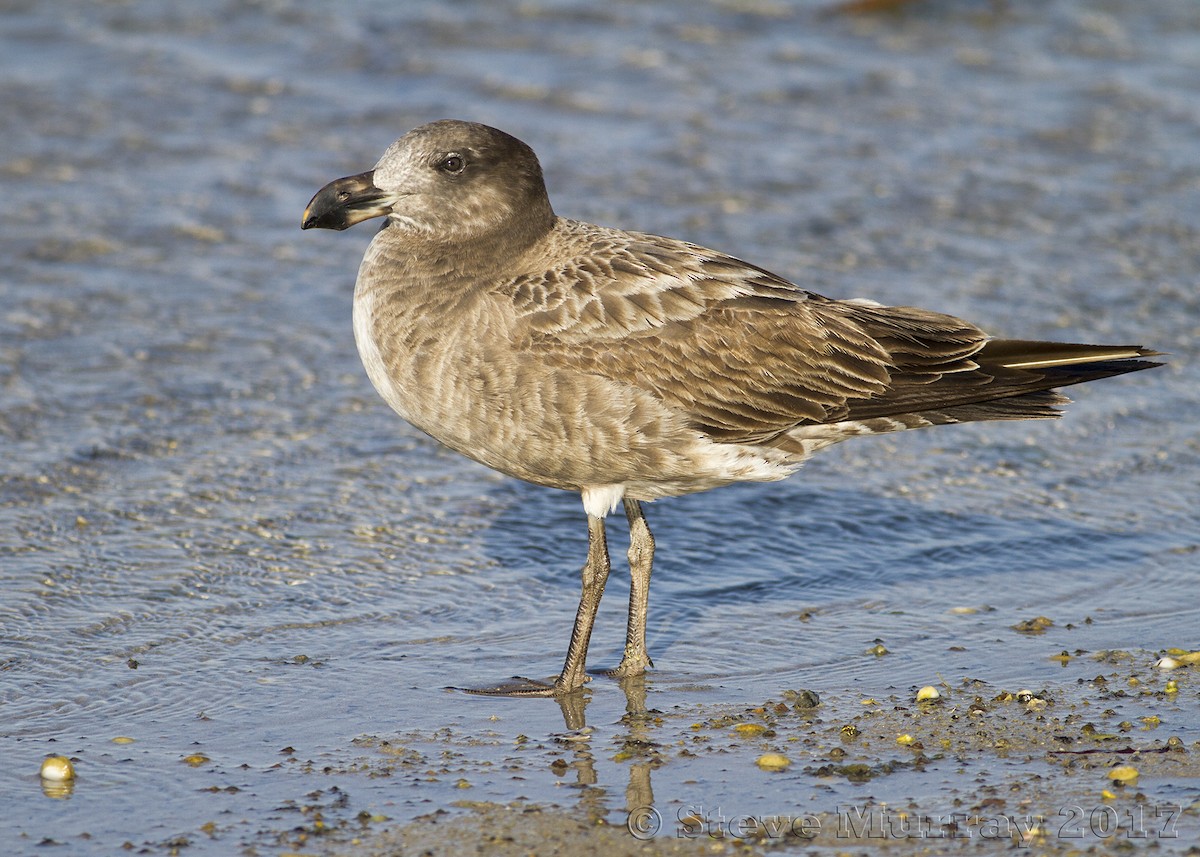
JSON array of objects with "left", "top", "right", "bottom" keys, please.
[
  {"left": 597, "top": 651, "right": 654, "bottom": 678},
  {"left": 454, "top": 675, "right": 588, "bottom": 697}
]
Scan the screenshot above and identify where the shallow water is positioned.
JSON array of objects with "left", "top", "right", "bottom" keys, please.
[{"left": 2, "top": 0, "right": 1198, "bottom": 853}]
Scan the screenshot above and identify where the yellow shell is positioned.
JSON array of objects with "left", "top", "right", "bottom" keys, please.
[
  {"left": 734, "top": 723, "right": 767, "bottom": 738},
  {"left": 916, "top": 685, "right": 941, "bottom": 702},
  {"left": 40, "top": 756, "right": 75, "bottom": 782},
  {"left": 1107, "top": 765, "right": 1139, "bottom": 785},
  {"left": 755, "top": 753, "right": 790, "bottom": 772}
]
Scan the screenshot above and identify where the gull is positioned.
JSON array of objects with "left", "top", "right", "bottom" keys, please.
[{"left": 302, "top": 120, "right": 1160, "bottom": 696}]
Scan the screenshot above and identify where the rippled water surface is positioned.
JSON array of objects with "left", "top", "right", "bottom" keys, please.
[{"left": 2, "top": 0, "right": 1198, "bottom": 853}]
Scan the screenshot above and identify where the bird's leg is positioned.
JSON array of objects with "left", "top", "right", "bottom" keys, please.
[
  {"left": 605, "top": 499, "right": 654, "bottom": 677},
  {"left": 553, "top": 514, "right": 612, "bottom": 692},
  {"left": 459, "top": 514, "right": 609, "bottom": 697}
]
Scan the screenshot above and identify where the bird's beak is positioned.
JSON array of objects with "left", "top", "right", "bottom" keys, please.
[{"left": 301, "top": 170, "right": 391, "bottom": 231}]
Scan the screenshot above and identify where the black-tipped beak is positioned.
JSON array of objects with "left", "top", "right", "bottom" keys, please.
[{"left": 302, "top": 170, "right": 390, "bottom": 231}]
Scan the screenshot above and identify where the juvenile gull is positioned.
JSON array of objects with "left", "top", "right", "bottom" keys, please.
[{"left": 302, "top": 120, "right": 1160, "bottom": 696}]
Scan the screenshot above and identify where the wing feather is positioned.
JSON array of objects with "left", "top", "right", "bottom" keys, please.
[{"left": 503, "top": 220, "right": 1153, "bottom": 445}]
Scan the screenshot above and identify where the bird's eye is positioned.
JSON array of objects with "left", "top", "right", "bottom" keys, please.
[{"left": 438, "top": 155, "right": 466, "bottom": 174}]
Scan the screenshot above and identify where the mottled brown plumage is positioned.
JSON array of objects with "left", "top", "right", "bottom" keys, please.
[{"left": 303, "top": 119, "right": 1160, "bottom": 696}]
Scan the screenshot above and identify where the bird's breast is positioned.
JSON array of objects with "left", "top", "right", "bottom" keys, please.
[
  {"left": 351, "top": 272, "right": 581, "bottom": 485},
  {"left": 347, "top": 253, "right": 799, "bottom": 497}
]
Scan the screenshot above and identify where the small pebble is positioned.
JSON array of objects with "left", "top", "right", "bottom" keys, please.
[
  {"left": 790, "top": 689, "right": 820, "bottom": 709},
  {"left": 916, "top": 685, "right": 941, "bottom": 702},
  {"left": 1012, "top": 616, "right": 1053, "bottom": 633},
  {"left": 733, "top": 723, "right": 767, "bottom": 738}
]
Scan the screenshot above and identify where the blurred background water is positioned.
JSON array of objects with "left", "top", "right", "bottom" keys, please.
[{"left": 1, "top": 0, "right": 1197, "bottom": 853}]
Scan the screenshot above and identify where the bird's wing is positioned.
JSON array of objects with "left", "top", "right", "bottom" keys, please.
[{"left": 506, "top": 224, "right": 990, "bottom": 443}]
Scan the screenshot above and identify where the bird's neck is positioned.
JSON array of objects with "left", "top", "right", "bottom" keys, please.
[{"left": 371, "top": 209, "right": 560, "bottom": 286}]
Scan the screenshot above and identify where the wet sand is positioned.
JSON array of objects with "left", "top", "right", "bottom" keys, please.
[{"left": 291, "top": 645, "right": 1200, "bottom": 855}]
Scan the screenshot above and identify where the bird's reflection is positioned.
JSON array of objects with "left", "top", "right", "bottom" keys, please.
[
  {"left": 615, "top": 675, "right": 656, "bottom": 815},
  {"left": 549, "top": 675, "right": 658, "bottom": 825}
]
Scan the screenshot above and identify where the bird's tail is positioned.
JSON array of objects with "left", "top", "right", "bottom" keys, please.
[
  {"left": 773, "top": 339, "right": 1162, "bottom": 457},
  {"left": 979, "top": 339, "right": 1162, "bottom": 373},
  {"left": 911, "top": 338, "right": 1162, "bottom": 424}
]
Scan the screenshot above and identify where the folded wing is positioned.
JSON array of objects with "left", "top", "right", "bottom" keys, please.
[{"left": 511, "top": 225, "right": 1159, "bottom": 445}]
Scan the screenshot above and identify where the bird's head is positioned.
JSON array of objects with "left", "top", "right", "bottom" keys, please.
[{"left": 302, "top": 119, "right": 555, "bottom": 250}]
